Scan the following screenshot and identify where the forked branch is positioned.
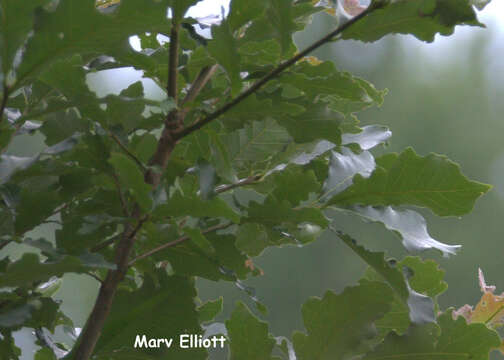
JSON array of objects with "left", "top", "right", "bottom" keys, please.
[{"left": 174, "top": 5, "right": 378, "bottom": 141}]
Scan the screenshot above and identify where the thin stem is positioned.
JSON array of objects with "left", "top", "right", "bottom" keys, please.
[
  {"left": 90, "top": 235, "right": 119, "bottom": 253},
  {"left": 111, "top": 172, "right": 130, "bottom": 217},
  {"left": 167, "top": 25, "right": 180, "bottom": 101},
  {"left": 128, "top": 222, "right": 231, "bottom": 266},
  {"left": 174, "top": 6, "right": 377, "bottom": 141},
  {"left": 143, "top": 35, "right": 219, "bottom": 187},
  {"left": 181, "top": 65, "right": 219, "bottom": 107},
  {"left": 85, "top": 272, "right": 103, "bottom": 284},
  {"left": 215, "top": 174, "right": 262, "bottom": 194},
  {"left": 108, "top": 131, "right": 147, "bottom": 172}
]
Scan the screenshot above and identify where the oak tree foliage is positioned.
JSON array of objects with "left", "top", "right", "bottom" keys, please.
[{"left": 0, "top": 0, "right": 498, "bottom": 359}]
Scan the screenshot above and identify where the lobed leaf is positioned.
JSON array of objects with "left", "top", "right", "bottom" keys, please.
[
  {"left": 226, "top": 302, "right": 276, "bottom": 360},
  {"left": 0, "top": 252, "right": 114, "bottom": 288},
  {"left": 95, "top": 272, "right": 206, "bottom": 359},
  {"left": 342, "top": 0, "right": 484, "bottom": 43},
  {"left": 293, "top": 279, "right": 394, "bottom": 360},
  {"left": 363, "top": 311, "right": 500, "bottom": 360},
  {"left": 328, "top": 147, "right": 491, "bottom": 216}
]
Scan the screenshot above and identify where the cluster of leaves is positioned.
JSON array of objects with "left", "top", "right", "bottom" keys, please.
[{"left": 0, "top": 0, "right": 498, "bottom": 359}]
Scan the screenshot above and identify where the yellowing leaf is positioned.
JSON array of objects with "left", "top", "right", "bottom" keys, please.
[
  {"left": 469, "top": 269, "right": 504, "bottom": 326},
  {"left": 454, "top": 269, "right": 504, "bottom": 329}
]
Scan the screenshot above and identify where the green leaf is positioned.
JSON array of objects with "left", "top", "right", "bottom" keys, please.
[
  {"left": 276, "top": 102, "right": 344, "bottom": 145},
  {"left": 278, "top": 61, "right": 385, "bottom": 114},
  {"left": 95, "top": 272, "right": 206, "bottom": 359},
  {"left": 292, "top": 279, "right": 394, "bottom": 360},
  {"left": 228, "top": 0, "right": 268, "bottom": 32},
  {"left": 247, "top": 196, "right": 328, "bottom": 228},
  {"left": 223, "top": 95, "right": 304, "bottom": 131},
  {"left": 39, "top": 109, "right": 89, "bottom": 146},
  {"left": 328, "top": 148, "right": 491, "bottom": 216},
  {"left": 0, "top": 0, "right": 49, "bottom": 78},
  {"left": 198, "top": 297, "right": 223, "bottom": 323},
  {"left": 222, "top": 118, "right": 292, "bottom": 175},
  {"left": 342, "top": 0, "right": 484, "bottom": 43},
  {"left": 147, "top": 231, "right": 251, "bottom": 281},
  {"left": 35, "top": 348, "right": 57, "bottom": 360},
  {"left": 105, "top": 81, "right": 148, "bottom": 132},
  {"left": 208, "top": 18, "right": 241, "bottom": 95},
  {"left": 14, "top": 188, "right": 62, "bottom": 235},
  {"left": 0, "top": 331, "right": 21, "bottom": 359},
  {"left": 0, "top": 303, "right": 32, "bottom": 328},
  {"left": 254, "top": 165, "right": 320, "bottom": 206},
  {"left": 235, "top": 223, "right": 269, "bottom": 257},
  {"left": 242, "top": 0, "right": 317, "bottom": 56},
  {"left": 363, "top": 255, "right": 448, "bottom": 340},
  {"left": 0, "top": 253, "right": 114, "bottom": 288},
  {"left": 363, "top": 311, "right": 500, "bottom": 360},
  {"left": 226, "top": 302, "right": 276, "bottom": 360},
  {"left": 337, "top": 232, "right": 436, "bottom": 326},
  {"left": 155, "top": 191, "right": 240, "bottom": 223},
  {"left": 400, "top": 257, "right": 448, "bottom": 298},
  {"left": 109, "top": 152, "right": 152, "bottom": 212},
  {"left": 183, "top": 227, "right": 215, "bottom": 256},
  {"left": 351, "top": 205, "right": 461, "bottom": 257},
  {"left": 15, "top": 0, "right": 172, "bottom": 88}
]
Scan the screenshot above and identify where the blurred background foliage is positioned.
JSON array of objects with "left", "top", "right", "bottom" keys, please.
[{"left": 4, "top": 1, "right": 504, "bottom": 358}]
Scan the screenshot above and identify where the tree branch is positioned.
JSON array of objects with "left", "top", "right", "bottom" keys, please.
[
  {"left": 69, "top": 15, "right": 186, "bottom": 360},
  {"left": 0, "top": 85, "right": 8, "bottom": 124},
  {"left": 174, "top": 5, "right": 378, "bottom": 141},
  {"left": 69, "top": 212, "right": 147, "bottom": 360},
  {"left": 144, "top": 54, "right": 218, "bottom": 187},
  {"left": 181, "top": 65, "right": 219, "bottom": 107},
  {"left": 167, "top": 25, "right": 180, "bottom": 102},
  {"left": 128, "top": 222, "right": 231, "bottom": 266}
]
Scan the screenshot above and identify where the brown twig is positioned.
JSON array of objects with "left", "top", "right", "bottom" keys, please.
[
  {"left": 128, "top": 222, "right": 231, "bottom": 266},
  {"left": 0, "top": 85, "right": 8, "bottom": 124},
  {"left": 181, "top": 65, "right": 219, "bottom": 107},
  {"left": 144, "top": 59, "right": 218, "bottom": 187},
  {"left": 174, "top": 6, "right": 377, "bottom": 141}
]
